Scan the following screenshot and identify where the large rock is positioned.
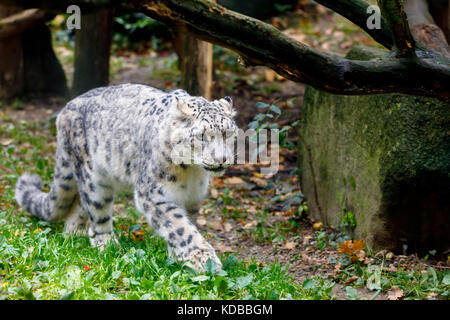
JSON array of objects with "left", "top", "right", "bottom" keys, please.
[{"left": 298, "top": 45, "right": 450, "bottom": 255}]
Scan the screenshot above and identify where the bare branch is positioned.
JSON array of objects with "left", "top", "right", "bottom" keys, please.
[{"left": 314, "top": 0, "right": 394, "bottom": 50}]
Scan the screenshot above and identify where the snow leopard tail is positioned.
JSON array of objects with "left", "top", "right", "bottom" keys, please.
[{"left": 15, "top": 152, "right": 78, "bottom": 222}]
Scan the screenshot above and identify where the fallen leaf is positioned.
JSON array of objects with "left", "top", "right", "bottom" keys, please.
[
  {"left": 249, "top": 177, "right": 266, "bottom": 187},
  {"left": 253, "top": 172, "right": 265, "bottom": 179},
  {"left": 387, "top": 286, "right": 404, "bottom": 300},
  {"left": 283, "top": 241, "right": 296, "bottom": 250},
  {"left": 386, "top": 252, "right": 394, "bottom": 260},
  {"left": 211, "top": 177, "right": 225, "bottom": 188},
  {"left": 214, "top": 242, "right": 233, "bottom": 253},
  {"left": 225, "top": 177, "right": 245, "bottom": 184},
  {"left": 0, "top": 139, "right": 12, "bottom": 146},
  {"left": 344, "top": 276, "right": 359, "bottom": 285},
  {"left": 243, "top": 220, "right": 257, "bottom": 229},
  {"left": 355, "top": 249, "right": 366, "bottom": 261},
  {"left": 196, "top": 216, "right": 207, "bottom": 226},
  {"left": 339, "top": 240, "right": 366, "bottom": 262},
  {"left": 265, "top": 70, "right": 276, "bottom": 82},
  {"left": 313, "top": 222, "right": 323, "bottom": 230},
  {"left": 210, "top": 188, "right": 219, "bottom": 199}
]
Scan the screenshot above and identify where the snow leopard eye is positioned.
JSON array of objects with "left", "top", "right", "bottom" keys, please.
[{"left": 194, "top": 132, "right": 204, "bottom": 142}]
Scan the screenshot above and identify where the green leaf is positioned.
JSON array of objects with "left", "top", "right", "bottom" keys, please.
[
  {"left": 223, "top": 255, "right": 237, "bottom": 271},
  {"left": 443, "top": 272, "right": 450, "bottom": 285},
  {"left": 60, "top": 291, "right": 75, "bottom": 300},
  {"left": 236, "top": 273, "right": 253, "bottom": 288},
  {"left": 111, "top": 270, "right": 122, "bottom": 280},
  {"left": 274, "top": 3, "right": 292, "bottom": 13},
  {"left": 37, "top": 158, "right": 44, "bottom": 170},
  {"left": 205, "top": 258, "right": 217, "bottom": 275},
  {"left": 302, "top": 278, "right": 316, "bottom": 289},
  {"left": 279, "top": 126, "right": 291, "bottom": 133},
  {"left": 269, "top": 104, "right": 281, "bottom": 115},
  {"left": 191, "top": 275, "right": 209, "bottom": 282},
  {"left": 255, "top": 102, "right": 269, "bottom": 109},
  {"left": 345, "top": 286, "right": 359, "bottom": 300}
]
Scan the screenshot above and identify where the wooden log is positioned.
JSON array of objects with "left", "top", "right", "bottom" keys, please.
[
  {"left": 177, "top": 28, "right": 214, "bottom": 99},
  {"left": 0, "top": 6, "right": 23, "bottom": 99},
  {"left": 0, "top": 8, "right": 51, "bottom": 39}
]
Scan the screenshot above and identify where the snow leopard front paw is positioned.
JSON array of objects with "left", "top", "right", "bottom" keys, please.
[
  {"left": 184, "top": 247, "right": 222, "bottom": 272},
  {"left": 89, "top": 232, "right": 118, "bottom": 251}
]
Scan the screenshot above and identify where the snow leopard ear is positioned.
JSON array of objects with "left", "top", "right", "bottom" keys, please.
[
  {"left": 219, "top": 96, "right": 236, "bottom": 117},
  {"left": 176, "top": 98, "right": 195, "bottom": 117}
]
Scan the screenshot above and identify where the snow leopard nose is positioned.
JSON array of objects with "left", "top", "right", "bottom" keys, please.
[
  {"left": 213, "top": 152, "right": 228, "bottom": 164},
  {"left": 214, "top": 154, "right": 226, "bottom": 164}
]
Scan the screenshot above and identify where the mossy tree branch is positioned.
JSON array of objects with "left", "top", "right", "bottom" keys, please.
[{"left": 377, "top": 0, "right": 416, "bottom": 57}]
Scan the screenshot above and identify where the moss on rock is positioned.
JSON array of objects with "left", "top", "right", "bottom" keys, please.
[{"left": 298, "top": 45, "right": 450, "bottom": 254}]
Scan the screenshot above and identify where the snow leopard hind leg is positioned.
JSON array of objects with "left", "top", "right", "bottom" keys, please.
[{"left": 72, "top": 164, "right": 117, "bottom": 250}]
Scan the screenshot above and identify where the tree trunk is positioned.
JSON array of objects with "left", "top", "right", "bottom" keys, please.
[
  {"left": 0, "top": 6, "right": 23, "bottom": 99},
  {"left": 428, "top": 0, "right": 450, "bottom": 43},
  {"left": 22, "top": 23, "right": 68, "bottom": 96},
  {"left": 177, "top": 29, "right": 214, "bottom": 99},
  {"left": 405, "top": 0, "right": 450, "bottom": 58},
  {"left": 72, "top": 8, "right": 114, "bottom": 96},
  {"left": 175, "top": 0, "right": 216, "bottom": 99}
]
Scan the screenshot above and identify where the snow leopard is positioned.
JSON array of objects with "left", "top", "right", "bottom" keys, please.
[{"left": 15, "top": 83, "right": 238, "bottom": 271}]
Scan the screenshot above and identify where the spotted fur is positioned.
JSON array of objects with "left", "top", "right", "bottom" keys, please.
[{"left": 15, "top": 83, "right": 238, "bottom": 271}]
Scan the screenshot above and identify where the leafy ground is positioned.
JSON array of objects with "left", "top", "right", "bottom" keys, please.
[{"left": 1, "top": 6, "right": 449, "bottom": 300}]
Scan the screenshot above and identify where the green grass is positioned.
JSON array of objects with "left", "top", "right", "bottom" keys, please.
[
  {"left": 0, "top": 209, "right": 305, "bottom": 300},
  {"left": 1, "top": 114, "right": 448, "bottom": 300},
  {"left": 0, "top": 115, "right": 311, "bottom": 300}
]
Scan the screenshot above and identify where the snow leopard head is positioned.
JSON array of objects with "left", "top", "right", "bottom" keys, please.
[{"left": 168, "top": 95, "right": 238, "bottom": 175}]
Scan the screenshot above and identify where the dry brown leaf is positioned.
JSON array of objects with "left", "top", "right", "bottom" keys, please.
[
  {"left": 339, "top": 240, "right": 366, "bottom": 262},
  {"left": 246, "top": 206, "right": 257, "bottom": 214},
  {"left": 249, "top": 177, "right": 266, "bottom": 187},
  {"left": 225, "top": 177, "right": 245, "bottom": 185},
  {"left": 386, "top": 252, "right": 394, "bottom": 260},
  {"left": 211, "top": 177, "right": 225, "bottom": 188},
  {"left": 252, "top": 172, "right": 265, "bottom": 179},
  {"left": 355, "top": 249, "right": 366, "bottom": 262},
  {"left": 210, "top": 188, "right": 219, "bottom": 199},
  {"left": 301, "top": 253, "right": 310, "bottom": 263},
  {"left": 0, "top": 139, "right": 12, "bottom": 146},
  {"left": 223, "top": 222, "right": 232, "bottom": 233},
  {"left": 243, "top": 220, "right": 257, "bottom": 229},
  {"left": 209, "top": 220, "right": 232, "bottom": 233},
  {"left": 282, "top": 241, "right": 296, "bottom": 250},
  {"left": 344, "top": 276, "right": 359, "bottom": 285},
  {"left": 196, "top": 216, "right": 207, "bottom": 226},
  {"left": 264, "top": 70, "right": 276, "bottom": 82},
  {"left": 387, "top": 286, "right": 404, "bottom": 300},
  {"left": 214, "top": 242, "right": 233, "bottom": 253},
  {"left": 313, "top": 222, "right": 323, "bottom": 230}
]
